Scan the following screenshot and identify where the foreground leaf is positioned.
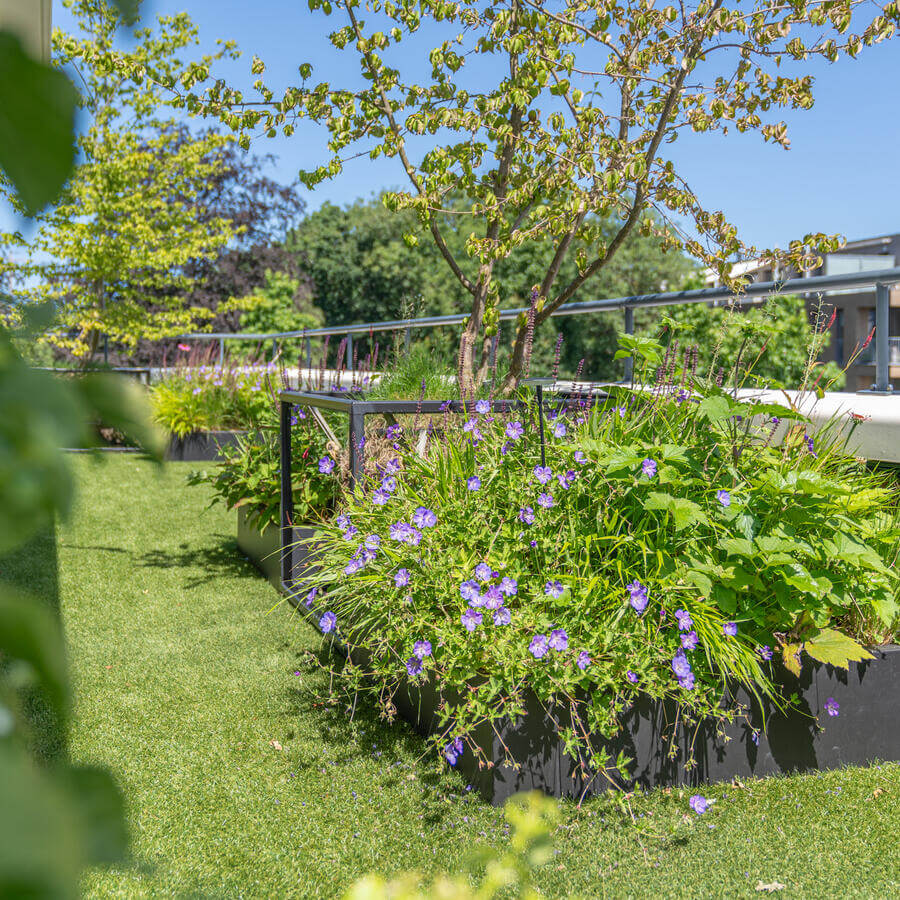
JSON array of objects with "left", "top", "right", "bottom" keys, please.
[{"left": 805, "top": 628, "right": 874, "bottom": 670}]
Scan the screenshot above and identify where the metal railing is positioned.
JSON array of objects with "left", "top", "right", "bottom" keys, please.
[{"left": 180, "top": 265, "right": 900, "bottom": 394}]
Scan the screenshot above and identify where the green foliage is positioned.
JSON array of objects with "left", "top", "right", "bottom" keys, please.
[
  {"left": 344, "top": 792, "right": 559, "bottom": 900},
  {"left": 302, "top": 336, "right": 898, "bottom": 779},
  {"left": 0, "top": 31, "right": 77, "bottom": 214},
  {"left": 190, "top": 414, "right": 336, "bottom": 532},
  {"left": 368, "top": 343, "right": 455, "bottom": 403},
  {"left": 0, "top": 2, "right": 241, "bottom": 358},
  {"left": 149, "top": 362, "right": 278, "bottom": 437},
  {"left": 661, "top": 295, "right": 845, "bottom": 390}
]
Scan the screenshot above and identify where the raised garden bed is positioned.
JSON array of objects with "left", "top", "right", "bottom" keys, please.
[
  {"left": 237, "top": 507, "right": 318, "bottom": 592},
  {"left": 166, "top": 430, "right": 247, "bottom": 462}
]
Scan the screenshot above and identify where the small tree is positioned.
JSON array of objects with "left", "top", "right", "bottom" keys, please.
[
  {"left": 156, "top": 0, "right": 898, "bottom": 391},
  {"left": 0, "top": 1, "right": 240, "bottom": 360}
]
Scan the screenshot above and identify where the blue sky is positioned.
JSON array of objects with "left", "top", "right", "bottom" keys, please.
[{"left": 5, "top": 0, "right": 898, "bottom": 249}]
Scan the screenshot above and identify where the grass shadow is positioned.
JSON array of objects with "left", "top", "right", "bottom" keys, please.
[{"left": 137, "top": 535, "right": 257, "bottom": 588}]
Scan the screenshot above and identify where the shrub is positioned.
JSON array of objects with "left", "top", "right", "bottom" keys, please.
[
  {"left": 149, "top": 362, "right": 278, "bottom": 437},
  {"left": 300, "top": 339, "right": 899, "bottom": 783}
]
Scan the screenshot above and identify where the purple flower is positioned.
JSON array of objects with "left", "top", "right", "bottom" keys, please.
[
  {"left": 544, "top": 580, "right": 564, "bottom": 598},
  {"left": 679, "top": 671, "right": 696, "bottom": 690},
  {"left": 723, "top": 621, "right": 738, "bottom": 638},
  {"left": 304, "top": 587, "right": 318, "bottom": 609},
  {"left": 758, "top": 645, "right": 773, "bottom": 661},
  {"left": 372, "top": 488, "right": 391, "bottom": 506},
  {"left": 383, "top": 458, "right": 401, "bottom": 475},
  {"left": 806, "top": 433, "right": 817, "bottom": 458},
  {"left": 461, "top": 608, "right": 483, "bottom": 631},
  {"left": 475, "top": 399, "right": 490, "bottom": 415},
  {"left": 500, "top": 441, "right": 512, "bottom": 455},
  {"left": 459, "top": 580, "right": 481, "bottom": 602},
  {"left": 474, "top": 562, "right": 492, "bottom": 582},
  {"left": 335, "top": 514, "right": 351, "bottom": 530},
  {"left": 557, "top": 473, "right": 570, "bottom": 489},
  {"left": 389, "top": 522, "right": 422, "bottom": 546},
  {"left": 675, "top": 389, "right": 689, "bottom": 404},
  {"left": 319, "top": 611, "right": 337, "bottom": 633},
  {"left": 444, "top": 736, "right": 464, "bottom": 766},
  {"left": 529, "top": 634, "right": 549, "bottom": 659},
  {"left": 552, "top": 421, "right": 566, "bottom": 438},
  {"left": 467, "top": 476, "right": 481, "bottom": 491},
  {"left": 381, "top": 475, "right": 397, "bottom": 493},
  {"left": 518, "top": 506, "right": 535, "bottom": 524},
  {"left": 406, "top": 657, "right": 423, "bottom": 677},
  {"left": 493, "top": 607, "right": 511, "bottom": 626},
  {"left": 413, "top": 640, "right": 432, "bottom": 659},
  {"left": 342, "top": 525, "right": 359, "bottom": 540},
  {"left": 671, "top": 649, "right": 692, "bottom": 679},
  {"left": 463, "top": 418, "right": 478, "bottom": 434},
  {"left": 626, "top": 580, "right": 649, "bottom": 614},
  {"left": 537, "top": 492, "right": 555, "bottom": 509},
  {"left": 689, "top": 795, "right": 710, "bottom": 815},
  {"left": 394, "top": 568, "right": 410, "bottom": 588},
  {"left": 716, "top": 489, "right": 731, "bottom": 507},
  {"left": 674, "top": 609, "right": 693, "bottom": 631},
  {"left": 412, "top": 506, "right": 437, "bottom": 529},
  {"left": 548, "top": 629, "right": 568, "bottom": 651},
  {"left": 318, "top": 456, "right": 335, "bottom": 474},
  {"left": 364, "top": 534, "right": 381, "bottom": 550},
  {"left": 499, "top": 577, "right": 518, "bottom": 597},
  {"left": 824, "top": 697, "right": 840, "bottom": 717},
  {"left": 344, "top": 558, "right": 364, "bottom": 575},
  {"left": 641, "top": 458, "right": 657, "bottom": 478},
  {"left": 360, "top": 547, "right": 377, "bottom": 563},
  {"left": 681, "top": 630, "right": 699, "bottom": 650},
  {"left": 533, "top": 465, "right": 553, "bottom": 485},
  {"left": 482, "top": 585, "right": 504, "bottom": 610},
  {"left": 626, "top": 670, "right": 638, "bottom": 684},
  {"left": 505, "top": 421, "right": 524, "bottom": 440},
  {"left": 574, "top": 450, "right": 588, "bottom": 465},
  {"left": 615, "top": 405, "right": 627, "bottom": 418},
  {"left": 385, "top": 424, "right": 402, "bottom": 439},
  {"left": 576, "top": 651, "right": 591, "bottom": 670}
]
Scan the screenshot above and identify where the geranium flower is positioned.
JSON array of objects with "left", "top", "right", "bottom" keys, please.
[
  {"left": 723, "top": 621, "right": 738, "bottom": 637},
  {"left": 475, "top": 399, "right": 490, "bottom": 414},
  {"left": 412, "top": 507, "right": 438, "bottom": 528},
  {"left": 336, "top": 514, "right": 351, "bottom": 530},
  {"left": 716, "top": 489, "right": 731, "bottom": 507},
  {"left": 548, "top": 629, "right": 568, "bottom": 651},
  {"left": 344, "top": 558, "right": 363, "bottom": 575},
  {"left": 474, "top": 562, "right": 492, "bottom": 581},
  {"left": 459, "top": 580, "right": 480, "bottom": 602},
  {"left": 482, "top": 586, "right": 504, "bottom": 610},
  {"left": 304, "top": 587, "right": 317, "bottom": 609},
  {"left": 364, "top": 534, "right": 381, "bottom": 550},
  {"left": 318, "top": 456, "right": 335, "bottom": 474},
  {"left": 413, "top": 640, "right": 432, "bottom": 659},
  {"left": 537, "top": 492, "right": 554, "bottom": 509},
  {"left": 615, "top": 405, "right": 627, "bottom": 418},
  {"left": 544, "top": 580, "right": 564, "bottom": 598},
  {"left": 383, "top": 458, "right": 401, "bottom": 475},
  {"left": 533, "top": 465, "right": 552, "bottom": 484},
  {"left": 671, "top": 648, "right": 692, "bottom": 680},
  {"left": 681, "top": 630, "right": 699, "bottom": 650},
  {"left": 394, "top": 568, "right": 410, "bottom": 588},
  {"left": 381, "top": 475, "right": 397, "bottom": 493},
  {"left": 574, "top": 450, "right": 588, "bottom": 465},
  {"left": 319, "top": 611, "right": 337, "bottom": 633},
  {"left": 406, "top": 657, "right": 423, "bottom": 677},
  {"left": 758, "top": 645, "right": 773, "bottom": 660},
  {"left": 518, "top": 507, "right": 535, "bottom": 524},
  {"left": 461, "top": 608, "right": 483, "bottom": 631},
  {"left": 463, "top": 418, "right": 478, "bottom": 433},
  {"left": 529, "top": 634, "right": 549, "bottom": 659},
  {"left": 444, "top": 736, "right": 464, "bottom": 765},
  {"left": 641, "top": 458, "right": 657, "bottom": 478},
  {"left": 505, "top": 421, "right": 524, "bottom": 440},
  {"left": 389, "top": 522, "right": 422, "bottom": 546},
  {"left": 552, "top": 421, "right": 566, "bottom": 438},
  {"left": 626, "top": 580, "right": 648, "bottom": 614},
  {"left": 385, "top": 424, "right": 402, "bottom": 439},
  {"left": 493, "top": 607, "right": 511, "bottom": 626},
  {"left": 689, "top": 795, "right": 710, "bottom": 815},
  {"left": 626, "top": 670, "right": 638, "bottom": 684},
  {"left": 467, "top": 476, "right": 481, "bottom": 491},
  {"left": 499, "top": 577, "right": 518, "bottom": 597},
  {"left": 372, "top": 489, "right": 391, "bottom": 506},
  {"left": 576, "top": 651, "right": 591, "bottom": 670},
  {"left": 824, "top": 697, "right": 840, "bottom": 717},
  {"left": 674, "top": 609, "right": 693, "bottom": 631}
]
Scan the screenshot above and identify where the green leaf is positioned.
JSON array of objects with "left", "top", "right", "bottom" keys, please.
[
  {"left": 0, "top": 32, "right": 77, "bottom": 213},
  {"left": 59, "top": 766, "right": 128, "bottom": 865},
  {"left": 696, "top": 395, "right": 733, "bottom": 424},
  {"left": 643, "top": 491, "right": 675, "bottom": 511},
  {"left": 669, "top": 497, "right": 707, "bottom": 531},
  {"left": 718, "top": 537, "right": 754, "bottom": 557},
  {"left": 0, "top": 587, "right": 69, "bottom": 724},
  {"left": 805, "top": 628, "right": 874, "bottom": 669}
]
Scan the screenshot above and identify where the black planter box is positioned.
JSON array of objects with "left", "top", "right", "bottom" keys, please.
[
  {"left": 237, "top": 508, "right": 318, "bottom": 592},
  {"left": 384, "top": 645, "right": 900, "bottom": 805},
  {"left": 165, "top": 431, "right": 248, "bottom": 462}
]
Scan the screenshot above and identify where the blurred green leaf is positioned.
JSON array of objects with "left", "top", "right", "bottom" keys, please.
[
  {"left": 60, "top": 766, "right": 129, "bottom": 865},
  {"left": 0, "top": 31, "right": 77, "bottom": 214}
]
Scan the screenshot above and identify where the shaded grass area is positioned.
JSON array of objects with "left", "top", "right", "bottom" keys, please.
[{"left": 32, "top": 456, "right": 899, "bottom": 897}]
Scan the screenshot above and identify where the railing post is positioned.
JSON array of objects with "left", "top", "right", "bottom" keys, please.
[
  {"left": 279, "top": 399, "right": 294, "bottom": 591},
  {"left": 305, "top": 336, "right": 312, "bottom": 371},
  {"left": 872, "top": 283, "right": 893, "bottom": 393},
  {"left": 348, "top": 404, "right": 365, "bottom": 486},
  {"left": 218, "top": 337, "right": 224, "bottom": 368},
  {"left": 271, "top": 338, "right": 278, "bottom": 361},
  {"left": 623, "top": 306, "right": 635, "bottom": 382},
  {"left": 346, "top": 333, "right": 354, "bottom": 371},
  {"left": 404, "top": 327, "right": 411, "bottom": 354}
]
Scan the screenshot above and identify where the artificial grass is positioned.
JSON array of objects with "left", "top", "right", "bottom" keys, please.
[{"left": 24, "top": 455, "right": 900, "bottom": 897}]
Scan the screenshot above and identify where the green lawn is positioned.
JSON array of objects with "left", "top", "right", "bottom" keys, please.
[{"left": 15, "top": 455, "right": 900, "bottom": 898}]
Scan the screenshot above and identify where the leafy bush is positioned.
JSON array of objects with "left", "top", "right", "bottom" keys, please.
[
  {"left": 300, "top": 338, "right": 899, "bottom": 783},
  {"left": 190, "top": 406, "right": 337, "bottom": 531},
  {"left": 149, "top": 362, "right": 278, "bottom": 437}
]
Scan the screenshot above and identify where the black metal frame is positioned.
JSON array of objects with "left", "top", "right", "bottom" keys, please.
[{"left": 277, "top": 386, "right": 603, "bottom": 594}]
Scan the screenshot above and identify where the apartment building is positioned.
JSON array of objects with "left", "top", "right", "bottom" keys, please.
[{"left": 705, "top": 233, "right": 900, "bottom": 391}]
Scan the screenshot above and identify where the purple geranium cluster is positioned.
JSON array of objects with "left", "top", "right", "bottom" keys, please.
[
  {"left": 405, "top": 639, "right": 433, "bottom": 677},
  {"left": 459, "top": 563, "right": 515, "bottom": 629},
  {"left": 529, "top": 628, "right": 590, "bottom": 668},
  {"left": 389, "top": 520, "right": 423, "bottom": 546}
]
